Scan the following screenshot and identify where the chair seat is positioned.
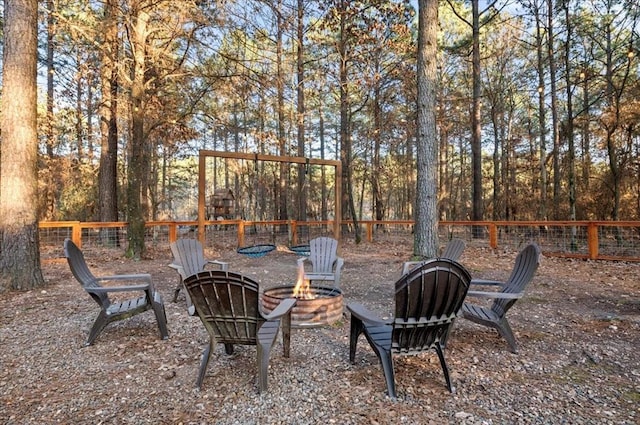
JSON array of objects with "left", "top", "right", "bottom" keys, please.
[
  {"left": 106, "top": 296, "right": 148, "bottom": 316},
  {"left": 462, "top": 303, "right": 499, "bottom": 324},
  {"left": 303, "top": 272, "right": 336, "bottom": 281}
]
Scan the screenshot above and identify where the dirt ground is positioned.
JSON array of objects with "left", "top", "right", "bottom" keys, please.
[{"left": 1, "top": 240, "right": 638, "bottom": 424}]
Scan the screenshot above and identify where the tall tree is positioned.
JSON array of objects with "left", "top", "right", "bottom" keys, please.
[
  {"left": 97, "top": 0, "right": 120, "bottom": 245},
  {"left": 414, "top": 0, "right": 439, "bottom": 258},
  {"left": 446, "top": 0, "right": 502, "bottom": 235},
  {"left": 0, "top": 0, "right": 46, "bottom": 291}
]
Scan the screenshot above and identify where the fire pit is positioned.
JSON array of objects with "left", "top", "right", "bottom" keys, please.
[{"left": 261, "top": 285, "right": 343, "bottom": 328}]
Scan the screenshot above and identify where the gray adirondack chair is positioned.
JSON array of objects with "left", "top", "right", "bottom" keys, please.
[
  {"left": 169, "top": 238, "right": 229, "bottom": 315},
  {"left": 183, "top": 270, "right": 296, "bottom": 393},
  {"left": 297, "top": 236, "right": 344, "bottom": 289},
  {"left": 347, "top": 258, "right": 471, "bottom": 397},
  {"left": 64, "top": 239, "right": 169, "bottom": 346},
  {"left": 401, "top": 238, "right": 466, "bottom": 276},
  {"left": 462, "top": 243, "right": 541, "bottom": 353}
]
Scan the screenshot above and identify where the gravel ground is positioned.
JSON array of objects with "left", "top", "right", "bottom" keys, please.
[{"left": 1, "top": 241, "right": 638, "bottom": 424}]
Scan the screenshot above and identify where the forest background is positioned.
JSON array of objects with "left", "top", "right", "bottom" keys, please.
[{"left": 2, "top": 0, "right": 640, "bottom": 246}]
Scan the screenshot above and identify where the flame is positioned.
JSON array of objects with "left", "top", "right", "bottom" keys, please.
[{"left": 292, "top": 267, "right": 314, "bottom": 299}]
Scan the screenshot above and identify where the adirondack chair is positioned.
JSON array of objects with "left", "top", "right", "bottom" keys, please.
[
  {"left": 64, "top": 239, "right": 169, "bottom": 346},
  {"left": 462, "top": 243, "right": 541, "bottom": 353},
  {"left": 401, "top": 238, "right": 466, "bottom": 276},
  {"left": 168, "top": 238, "right": 229, "bottom": 315},
  {"left": 297, "top": 236, "right": 344, "bottom": 289},
  {"left": 183, "top": 270, "right": 296, "bottom": 393},
  {"left": 347, "top": 258, "right": 471, "bottom": 397}
]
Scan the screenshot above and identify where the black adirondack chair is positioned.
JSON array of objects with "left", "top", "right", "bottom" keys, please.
[
  {"left": 347, "top": 258, "right": 472, "bottom": 397},
  {"left": 183, "top": 270, "right": 296, "bottom": 393},
  {"left": 401, "top": 238, "right": 466, "bottom": 276},
  {"left": 64, "top": 239, "right": 169, "bottom": 346},
  {"left": 462, "top": 243, "right": 541, "bottom": 353},
  {"left": 168, "top": 238, "right": 228, "bottom": 315}
]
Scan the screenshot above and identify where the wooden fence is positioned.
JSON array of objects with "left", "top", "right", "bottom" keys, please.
[{"left": 38, "top": 219, "right": 640, "bottom": 262}]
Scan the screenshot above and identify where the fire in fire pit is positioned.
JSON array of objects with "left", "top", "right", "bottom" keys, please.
[{"left": 260, "top": 268, "right": 343, "bottom": 328}]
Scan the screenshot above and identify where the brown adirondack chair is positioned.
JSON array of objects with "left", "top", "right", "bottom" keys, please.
[
  {"left": 297, "top": 236, "right": 344, "bottom": 289},
  {"left": 183, "top": 270, "right": 296, "bottom": 393},
  {"left": 401, "top": 238, "right": 466, "bottom": 276},
  {"left": 347, "top": 258, "right": 471, "bottom": 397},
  {"left": 64, "top": 239, "right": 169, "bottom": 346},
  {"left": 169, "top": 238, "right": 229, "bottom": 315},
  {"left": 462, "top": 243, "right": 541, "bottom": 353}
]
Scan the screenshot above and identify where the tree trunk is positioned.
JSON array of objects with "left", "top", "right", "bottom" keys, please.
[
  {"left": 534, "top": 0, "right": 548, "bottom": 220},
  {"left": 470, "top": 0, "right": 484, "bottom": 237},
  {"left": 414, "top": 0, "right": 439, "bottom": 259},
  {"left": 296, "top": 0, "right": 307, "bottom": 222},
  {"left": 338, "top": 0, "right": 360, "bottom": 243},
  {"left": 126, "top": 9, "right": 149, "bottom": 259},
  {"left": 547, "top": 0, "right": 561, "bottom": 219},
  {"left": 98, "top": 0, "right": 120, "bottom": 246},
  {"left": 0, "top": 0, "right": 45, "bottom": 292}
]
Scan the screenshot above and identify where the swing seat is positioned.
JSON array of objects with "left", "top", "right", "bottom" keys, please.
[
  {"left": 289, "top": 244, "right": 311, "bottom": 256},
  {"left": 237, "top": 244, "right": 276, "bottom": 258}
]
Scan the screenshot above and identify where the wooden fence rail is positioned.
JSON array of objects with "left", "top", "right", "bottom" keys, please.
[{"left": 38, "top": 219, "right": 640, "bottom": 262}]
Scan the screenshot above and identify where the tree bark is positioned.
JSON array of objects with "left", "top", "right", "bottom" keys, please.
[
  {"left": 98, "top": 0, "right": 120, "bottom": 246},
  {"left": 0, "top": 0, "right": 46, "bottom": 292},
  {"left": 126, "top": 9, "right": 150, "bottom": 259},
  {"left": 470, "top": 0, "right": 484, "bottom": 236},
  {"left": 414, "top": 0, "right": 439, "bottom": 259}
]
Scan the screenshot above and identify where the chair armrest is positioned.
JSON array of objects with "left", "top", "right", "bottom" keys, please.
[
  {"left": 466, "top": 290, "right": 523, "bottom": 300},
  {"left": 96, "top": 273, "right": 152, "bottom": 283},
  {"left": 335, "top": 257, "right": 344, "bottom": 271},
  {"left": 85, "top": 283, "right": 151, "bottom": 294},
  {"left": 262, "top": 298, "right": 297, "bottom": 321},
  {"left": 346, "top": 302, "right": 392, "bottom": 326},
  {"left": 470, "top": 278, "right": 506, "bottom": 287},
  {"left": 401, "top": 261, "right": 422, "bottom": 276},
  {"left": 205, "top": 260, "right": 229, "bottom": 271},
  {"left": 168, "top": 264, "right": 187, "bottom": 280}
]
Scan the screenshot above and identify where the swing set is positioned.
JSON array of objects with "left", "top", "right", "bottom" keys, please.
[{"left": 196, "top": 150, "right": 342, "bottom": 257}]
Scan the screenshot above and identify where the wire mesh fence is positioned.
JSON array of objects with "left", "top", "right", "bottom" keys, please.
[{"left": 39, "top": 220, "right": 640, "bottom": 262}]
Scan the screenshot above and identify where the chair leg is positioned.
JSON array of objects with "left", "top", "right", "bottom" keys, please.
[
  {"left": 196, "top": 339, "right": 214, "bottom": 389},
  {"left": 172, "top": 278, "right": 182, "bottom": 303},
  {"left": 434, "top": 343, "right": 454, "bottom": 393},
  {"left": 86, "top": 311, "right": 110, "bottom": 346},
  {"left": 496, "top": 318, "right": 518, "bottom": 354},
  {"left": 256, "top": 320, "right": 280, "bottom": 393},
  {"left": 349, "top": 316, "right": 364, "bottom": 363},
  {"left": 257, "top": 342, "right": 271, "bottom": 393},
  {"left": 151, "top": 292, "right": 169, "bottom": 340},
  {"left": 185, "top": 290, "right": 196, "bottom": 316},
  {"left": 281, "top": 313, "right": 291, "bottom": 358},
  {"left": 374, "top": 348, "right": 397, "bottom": 399},
  {"left": 224, "top": 344, "right": 234, "bottom": 355}
]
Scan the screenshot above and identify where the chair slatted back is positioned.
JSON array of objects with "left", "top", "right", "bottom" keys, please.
[
  {"left": 393, "top": 259, "right": 471, "bottom": 354},
  {"left": 440, "top": 238, "right": 466, "bottom": 262},
  {"left": 64, "top": 239, "right": 110, "bottom": 308},
  {"left": 184, "top": 270, "right": 261, "bottom": 345},
  {"left": 309, "top": 237, "right": 339, "bottom": 274},
  {"left": 170, "top": 239, "right": 207, "bottom": 279},
  {"left": 491, "top": 243, "right": 541, "bottom": 317}
]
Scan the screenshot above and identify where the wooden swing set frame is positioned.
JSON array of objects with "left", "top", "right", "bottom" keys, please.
[{"left": 197, "top": 150, "right": 342, "bottom": 244}]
